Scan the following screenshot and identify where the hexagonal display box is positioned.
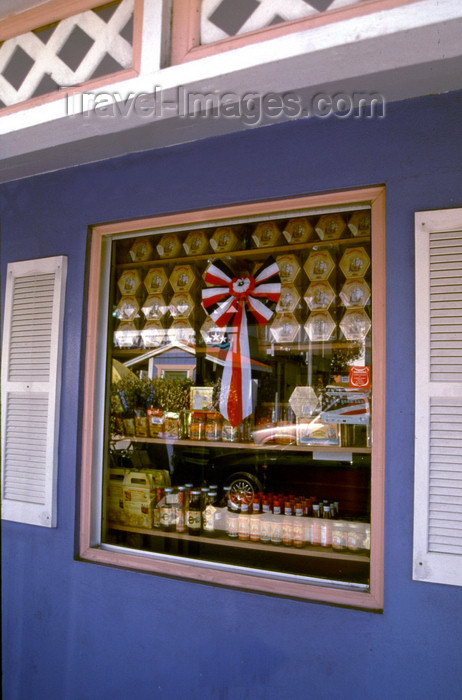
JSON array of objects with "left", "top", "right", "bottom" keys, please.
[
  {"left": 315, "top": 213, "right": 346, "bottom": 241},
  {"left": 270, "top": 313, "right": 301, "bottom": 344},
  {"left": 276, "top": 285, "right": 300, "bottom": 313},
  {"left": 168, "top": 292, "right": 195, "bottom": 319},
  {"left": 252, "top": 221, "right": 281, "bottom": 248},
  {"left": 183, "top": 229, "right": 210, "bottom": 256},
  {"left": 339, "top": 247, "right": 370, "bottom": 279},
  {"left": 304, "top": 281, "right": 336, "bottom": 311},
  {"left": 129, "top": 237, "right": 153, "bottom": 262},
  {"left": 144, "top": 267, "right": 169, "bottom": 294},
  {"left": 289, "top": 386, "right": 320, "bottom": 419},
  {"left": 304, "top": 310, "right": 336, "bottom": 342},
  {"left": 167, "top": 319, "right": 195, "bottom": 345},
  {"left": 340, "top": 309, "right": 371, "bottom": 340},
  {"left": 348, "top": 210, "right": 371, "bottom": 237},
  {"left": 210, "top": 226, "right": 240, "bottom": 252},
  {"left": 113, "top": 321, "right": 140, "bottom": 349},
  {"left": 115, "top": 296, "right": 140, "bottom": 321},
  {"left": 141, "top": 320, "right": 165, "bottom": 348},
  {"left": 339, "top": 279, "right": 371, "bottom": 308},
  {"left": 304, "top": 250, "right": 335, "bottom": 281},
  {"left": 282, "top": 217, "right": 314, "bottom": 244},
  {"left": 169, "top": 264, "right": 196, "bottom": 293},
  {"left": 275, "top": 254, "right": 301, "bottom": 284},
  {"left": 117, "top": 269, "right": 142, "bottom": 296},
  {"left": 156, "top": 233, "right": 182, "bottom": 258},
  {"left": 141, "top": 294, "right": 167, "bottom": 320}
]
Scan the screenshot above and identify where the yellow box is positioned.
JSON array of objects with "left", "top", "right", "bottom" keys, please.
[{"left": 123, "top": 471, "right": 156, "bottom": 528}]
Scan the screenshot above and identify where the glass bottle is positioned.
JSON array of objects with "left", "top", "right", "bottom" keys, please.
[
  {"left": 320, "top": 504, "right": 332, "bottom": 547},
  {"left": 311, "top": 503, "right": 322, "bottom": 546},
  {"left": 238, "top": 503, "right": 250, "bottom": 541},
  {"left": 203, "top": 490, "right": 218, "bottom": 536},
  {"left": 249, "top": 497, "right": 261, "bottom": 542},
  {"left": 271, "top": 500, "right": 283, "bottom": 544},
  {"left": 293, "top": 502, "right": 305, "bottom": 548},
  {"left": 175, "top": 486, "right": 186, "bottom": 533},
  {"left": 187, "top": 489, "right": 202, "bottom": 536}
]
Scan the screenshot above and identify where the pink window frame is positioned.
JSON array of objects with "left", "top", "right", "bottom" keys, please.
[
  {"left": 80, "top": 186, "right": 386, "bottom": 610},
  {"left": 0, "top": 0, "right": 144, "bottom": 116},
  {"left": 171, "top": 0, "right": 421, "bottom": 64}
]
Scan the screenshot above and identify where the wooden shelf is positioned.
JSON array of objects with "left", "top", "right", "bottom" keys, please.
[
  {"left": 112, "top": 435, "right": 371, "bottom": 454},
  {"left": 107, "top": 521, "right": 370, "bottom": 562}
]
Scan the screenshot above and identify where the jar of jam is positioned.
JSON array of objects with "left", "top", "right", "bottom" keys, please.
[
  {"left": 190, "top": 412, "right": 206, "bottom": 440},
  {"left": 205, "top": 412, "right": 222, "bottom": 441},
  {"left": 222, "top": 420, "right": 240, "bottom": 442}
]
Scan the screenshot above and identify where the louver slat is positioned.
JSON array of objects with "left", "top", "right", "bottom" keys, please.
[
  {"left": 414, "top": 211, "right": 462, "bottom": 586},
  {"left": 429, "top": 232, "right": 462, "bottom": 383},
  {"left": 8, "top": 273, "right": 55, "bottom": 382},
  {"left": 1, "top": 257, "right": 67, "bottom": 527}
]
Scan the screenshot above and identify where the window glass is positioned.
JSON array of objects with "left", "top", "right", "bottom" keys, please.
[{"left": 103, "top": 205, "right": 374, "bottom": 590}]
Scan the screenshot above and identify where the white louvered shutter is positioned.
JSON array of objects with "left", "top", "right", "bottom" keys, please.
[
  {"left": 1, "top": 256, "right": 67, "bottom": 527},
  {"left": 414, "top": 209, "right": 462, "bottom": 586}
]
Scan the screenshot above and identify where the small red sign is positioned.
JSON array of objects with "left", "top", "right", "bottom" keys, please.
[{"left": 349, "top": 366, "right": 371, "bottom": 389}]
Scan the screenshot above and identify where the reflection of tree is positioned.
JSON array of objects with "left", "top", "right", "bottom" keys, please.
[{"left": 329, "top": 345, "right": 362, "bottom": 377}]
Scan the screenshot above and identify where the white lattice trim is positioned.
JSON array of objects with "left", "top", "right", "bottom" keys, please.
[
  {"left": 0, "top": 0, "right": 134, "bottom": 106},
  {"left": 201, "top": 0, "right": 366, "bottom": 45}
]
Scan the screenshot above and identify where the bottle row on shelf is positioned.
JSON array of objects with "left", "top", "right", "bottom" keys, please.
[{"left": 107, "top": 473, "right": 370, "bottom": 553}]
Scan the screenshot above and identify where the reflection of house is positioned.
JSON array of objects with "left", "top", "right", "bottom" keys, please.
[
  {"left": 123, "top": 341, "right": 272, "bottom": 379},
  {"left": 2, "top": 1, "right": 462, "bottom": 698}
]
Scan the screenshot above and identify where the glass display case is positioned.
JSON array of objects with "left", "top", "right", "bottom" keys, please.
[{"left": 81, "top": 188, "right": 385, "bottom": 608}]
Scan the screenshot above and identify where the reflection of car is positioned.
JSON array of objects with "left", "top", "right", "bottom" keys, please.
[{"left": 111, "top": 439, "right": 371, "bottom": 519}]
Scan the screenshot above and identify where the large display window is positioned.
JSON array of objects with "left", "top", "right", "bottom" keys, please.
[{"left": 80, "top": 187, "right": 385, "bottom": 609}]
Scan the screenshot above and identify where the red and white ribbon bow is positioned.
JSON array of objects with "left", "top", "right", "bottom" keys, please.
[{"left": 202, "top": 257, "right": 281, "bottom": 426}]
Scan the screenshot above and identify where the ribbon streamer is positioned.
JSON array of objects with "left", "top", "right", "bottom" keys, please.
[{"left": 202, "top": 257, "right": 281, "bottom": 426}]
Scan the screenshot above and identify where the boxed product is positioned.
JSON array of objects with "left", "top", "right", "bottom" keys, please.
[
  {"left": 183, "top": 229, "right": 209, "bottom": 256},
  {"left": 304, "top": 310, "right": 336, "bottom": 342},
  {"left": 304, "top": 281, "right": 336, "bottom": 310},
  {"left": 275, "top": 254, "right": 301, "bottom": 284},
  {"left": 129, "top": 237, "right": 153, "bottom": 262},
  {"left": 282, "top": 217, "right": 314, "bottom": 244},
  {"left": 117, "top": 269, "right": 142, "bottom": 296},
  {"left": 339, "top": 279, "right": 371, "bottom": 307},
  {"left": 339, "top": 247, "right": 370, "bottom": 278},
  {"left": 107, "top": 468, "right": 127, "bottom": 523},
  {"left": 169, "top": 264, "right": 196, "bottom": 293},
  {"left": 252, "top": 221, "right": 282, "bottom": 248},
  {"left": 156, "top": 233, "right": 182, "bottom": 258},
  {"left": 167, "top": 319, "right": 195, "bottom": 344},
  {"left": 348, "top": 210, "right": 371, "bottom": 237},
  {"left": 144, "top": 267, "right": 169, "bottom": 294},
  {"left": 168, "top": 292, "right": 195, "bottom": 319},
  {"left": 304, "top": 250, "right": 335, "bottom": 281},
  {"left": 297, "top": 419, "right": 339, "bottom": 445},
  {"left": 115, "top": 295, "right": 140, "bottom": 321},
  {"left": 270, "top": 313, "right": 301, "bottom": 344},
  {"left": 113, "top": 321, "right": 140, "bottom": 349},
  {"left": 141, "top": 320, "right": 165, "bottom": 348},
  {"left": 141, "top": 294, "right": 167, "bottom": 320},
  {"left": 210, "top": 226, "right": 240, "bottom": 252},
  {"left": 122, "top": 471, "right": 156, "bottom": 528},
  {"left": 276, "top": 285, "right": 300, "bottom": 313},
  {"left": 315, "top": 213, "right": 346, "bottom": 241}
]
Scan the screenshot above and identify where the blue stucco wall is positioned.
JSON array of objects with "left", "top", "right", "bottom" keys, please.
[{"left": 2, "top": 91, "right": 462, "bottom": 700}]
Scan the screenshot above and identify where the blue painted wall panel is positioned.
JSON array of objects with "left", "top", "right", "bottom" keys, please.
[{"left": 2, "top": 91, "right": 462, "bottom": 700}]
